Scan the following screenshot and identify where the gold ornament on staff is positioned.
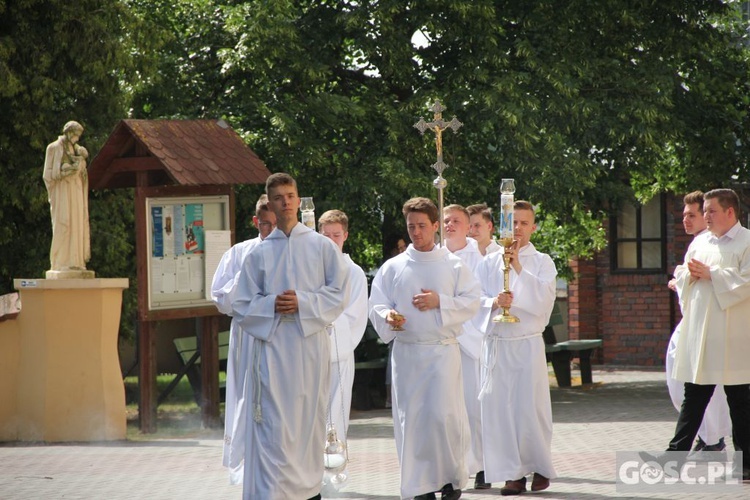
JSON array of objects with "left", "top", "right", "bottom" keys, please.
[
  {"left": 493, "top": 178, "right": 520, "bottom": 323},
  {"left": 414, "top": 100, "right": 463, "bottom": 247}
]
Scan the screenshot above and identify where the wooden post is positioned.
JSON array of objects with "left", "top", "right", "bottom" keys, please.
[
  {"left": 135, "top": 172, "right": 158, "bottom": 432},
  {"left": 138, "top": 320, "right": 157, "bottom": 432},
  {"left": 200, "top": 315, "right": 221, "bottom": 428}
]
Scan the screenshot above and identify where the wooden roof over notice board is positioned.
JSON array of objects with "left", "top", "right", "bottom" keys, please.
[{"left": 88, "top": 119, "right": 271, "bottom": 189}]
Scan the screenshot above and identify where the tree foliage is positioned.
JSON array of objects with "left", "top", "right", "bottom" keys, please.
[
  {"left": 3, "top": 0, "right": 749, "bottom": 298},
  {"left": 207, "top": 0, "right": 750, "bottom": 275},
  {"left": 0, "top": 0, "right": 155, "bottom": 334},
  {"left": 123, "top": 0, "right": 271, "bottom": 244}
]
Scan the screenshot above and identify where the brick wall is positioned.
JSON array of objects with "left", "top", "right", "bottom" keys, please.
[
  {"left": 599, "top": 270, "right": 673, "bottom": 366},
  {"left": 568, "top": 194, "right": 687, "bottom": 366},
  {"left": 567, "top": 258, "right": 598, "bottom": 342}
]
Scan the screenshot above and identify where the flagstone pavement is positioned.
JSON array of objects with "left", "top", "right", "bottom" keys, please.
[{"left": 1, "top": 368, "right": 747, "bottom": 499}]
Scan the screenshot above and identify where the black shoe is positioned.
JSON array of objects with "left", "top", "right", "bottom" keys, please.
[
  {"left": 440, "top": 483, "right": 462, "bottom": 500},
  {"left": 639, "top": 450, "right": 689, "bottom": 478},
  {"left": 693, "top": 436, "right": 707, "bottom": 451},
  {"left": 702, "top": 437, "right": 726, "bottom": 452},
  {"left": 474, "top": 470, "right": 491, "bottom": 489},
  {"left": 307, "top": 495, "right": 321, "bottom": 500},
  {"left": 639, "top": 450, "right": 690, "bottom": 465},
  {"left": 639, "top": 450, "right": 667, "bottom": 465},
  {"left": 414, "top": 493, "right": 436, "bottom": 500}
]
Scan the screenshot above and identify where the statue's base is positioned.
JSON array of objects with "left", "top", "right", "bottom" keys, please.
[
  {"left": 46, "top": 269, "right": 95, "bottom": 280},
  {"left": 2, "top": 278, "right": 129, "bottom": 442}
]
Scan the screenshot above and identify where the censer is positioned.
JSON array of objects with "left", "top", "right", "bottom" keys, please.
[{"left": 323, "top": 322, "right": 349, "bottom": 486}]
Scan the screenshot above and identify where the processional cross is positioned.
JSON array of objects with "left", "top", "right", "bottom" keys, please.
[{"left": 414, "top": 100, "right": 463, "bottom": 246}]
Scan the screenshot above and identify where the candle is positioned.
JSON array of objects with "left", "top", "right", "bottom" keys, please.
[
  {"left": 499, "top": 179, "right": 516, "bottom": 247},
  {"left": 300, "top": 197, "right": 315, "bottom": 230}
]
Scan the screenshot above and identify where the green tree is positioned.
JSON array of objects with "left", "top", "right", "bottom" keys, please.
[
  {"left": 0, "top": 0, "right": 154, "bottom": 334},
  {"left": 126, "top": 0, "right": 234, "bottom": 119},
  {"left": 88, "top": 0, "right": 750, "bottom": 279},
  {"left": 200, "top": 0, "right": 747, "bottom": 275},
  {"left": 125, "top": 0, "right": 270, "bottom": 242}
]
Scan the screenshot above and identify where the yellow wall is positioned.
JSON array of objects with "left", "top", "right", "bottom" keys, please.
[
  {"left": 0, "top": 317, "right": 20, "bottom": 440},
  {"left": 1, "top": 279, "right": 128, "bottom": 442}
]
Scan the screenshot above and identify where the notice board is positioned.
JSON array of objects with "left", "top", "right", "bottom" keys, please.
[{"left": 146, "top": 195, "right": 231, "bottom": 311}]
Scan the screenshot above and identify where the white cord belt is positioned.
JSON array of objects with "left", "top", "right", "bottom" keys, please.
[
  {"left": 478, "top": 332, "right": 542, "bottom": 401},
  {"left": 395, "top": 337, "right": 459, "bottom": 346},
  {"left": 252, "top": 340, "right": 264, "bottom": 422}
]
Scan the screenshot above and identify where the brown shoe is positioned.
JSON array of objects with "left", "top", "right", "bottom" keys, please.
[
  {"left": 531, "top": 473, "right": 550, "bottom": 492},
  {"left": 500, "top": 477, "right": 527, "bottom": 495}
]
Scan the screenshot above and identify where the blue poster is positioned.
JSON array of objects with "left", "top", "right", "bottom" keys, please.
[{"left": 151, "top": 206, "right": 164, "bottom": 257}]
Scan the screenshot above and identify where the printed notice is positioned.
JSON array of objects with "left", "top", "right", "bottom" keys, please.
[{"left": 204, "top": 230, "right": 232, "bottom": 299}]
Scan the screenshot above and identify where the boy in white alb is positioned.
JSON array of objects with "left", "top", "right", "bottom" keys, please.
[
  {"left": 318, "top": 209, "right": 368, "bottom": 488},
  {"left": 665, "top": 191, "right": 729, "bottom": 451},
  {"left": 467, "top": 203, "right": 501, "bottom": 256},
  {"left": 475, "top": 200, "right": 557, "bottom": 495},
  {"left": 230, "top": 173, "right": 349, "bottom": 500},
  {"left": 369, "top": 197, "right": 480, "bottom": 500},
  {"left": 665, "top": 188, "right": 750, "bottom": 479},
  {"left": 443, "top": 204, "right": 489, "bottom": 489},
  {"left": 210, "top": 194, "right": 276, "bottom": 483}
]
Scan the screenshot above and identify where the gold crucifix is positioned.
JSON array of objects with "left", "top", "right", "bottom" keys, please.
[
  {"left": 414, "top": 100, "right": 463, "bottom": 246},
  {"left": 413, "top": 100, "right": 463, "bottom": 176}
]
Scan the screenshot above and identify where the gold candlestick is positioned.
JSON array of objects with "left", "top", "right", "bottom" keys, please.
[{"left": 493, "top": 179, "right": 520, "bottom": 323}]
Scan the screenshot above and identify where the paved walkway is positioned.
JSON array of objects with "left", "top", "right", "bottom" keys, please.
[{"left": 1, "top": 368, "right": 747, "bottom": 499}]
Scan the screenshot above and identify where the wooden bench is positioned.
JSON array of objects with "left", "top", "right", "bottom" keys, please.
[
  {"left": 158, "top": 330, "right": 230, "bottom": 405},
  {"left": 355, "top": 358, "right": 388, "bottom": 370},
  {"left": 352, "top": 356, "right": 388, "bottom": 410},
  {"left": 543, "top": 302, "right": 602, "bottom": 387},
  {"left": 546, "top": 339, "right": 603, "bottom": 387}
]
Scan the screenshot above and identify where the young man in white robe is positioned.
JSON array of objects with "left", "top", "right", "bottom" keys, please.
[
  {"left": 660, "top": 188, "right": 750, "bottom": 479},
  {"left": 318, "top": 209, "right": 368, "bottom": 489},
  {"left": 210, "top": 194, "right": 277, "bottom": 483},
  {"left": 665, "top": 191, "right": 730, "bottom": 452},
  {"left": 369, "top": 197, "right": 480, "bottom": 500},
  {"left": 467, "top": 203, "right": 502, "bottom": 256},
  {"left": 443, "top": 204, "right": 489, "bottom": 490},
  {"left": 230, "top": 173, "right": 350, "bottom": 500},
  {"left": 475, "top": 200, "right": 557, "bottom": 495}
]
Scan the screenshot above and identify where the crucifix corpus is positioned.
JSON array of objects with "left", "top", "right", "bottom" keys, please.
[{"left": 413, "top": 100, "right": 463, "bottom": 246}]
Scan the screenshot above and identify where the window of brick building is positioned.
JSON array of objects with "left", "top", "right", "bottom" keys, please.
[{"left": 611, "top": 195, "right": 666, "bottom": 272}]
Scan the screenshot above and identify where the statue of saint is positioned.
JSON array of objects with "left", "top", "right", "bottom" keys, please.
[{"left": 43, "top": 121, "right": 93, "bottom": 277}]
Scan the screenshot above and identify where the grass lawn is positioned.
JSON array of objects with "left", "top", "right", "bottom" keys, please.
[{"left": 124, "top": 373, "right": 226, "bottom": 440}]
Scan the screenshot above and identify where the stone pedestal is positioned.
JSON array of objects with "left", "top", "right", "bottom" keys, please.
[
  {"left": 0, "top": 296, "right": 21, "bottom": 440},
  {"left": 8, "top": 278, "right": 129, "bottom": 442},
  {"left": 45, "top": 269, "right": 96, "bottom": 280}
]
